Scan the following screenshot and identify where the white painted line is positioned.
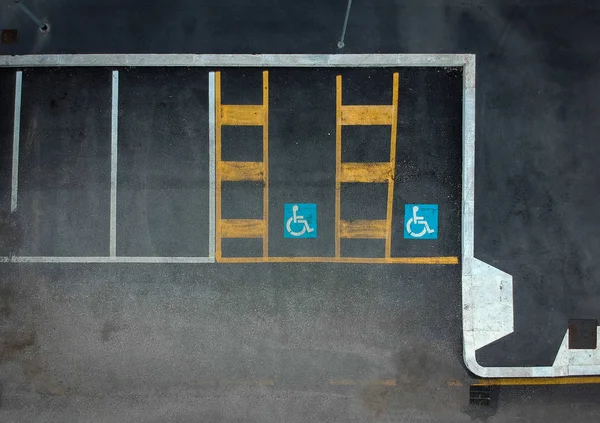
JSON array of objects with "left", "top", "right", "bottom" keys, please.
[
  {"left": 337, "top": 0, "right": 353, "bottom": 49},
  {"left": 208, "top": 72, "right": 216, "bottom": 258},
  {"left": 110, "top": 71, "right": 119, "bottom": 257},
  {"left": 0, "top": 54, "right": 472, "bottom": 68},
  {"left": 0, "top": 256, "right": 216, "bottom": 263},
  {"left": 10, "top": 71, "right": 23, "bottom": 213}
]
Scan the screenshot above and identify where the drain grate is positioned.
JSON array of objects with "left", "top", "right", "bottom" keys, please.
[
  {"left": 1, "top": 29, "right": 18, "bottom": 44},
  {"left": 569, "top": 319, "right": 598, "bottom": 349},
  {"left": 469, "top": 385, "right": 492, "bottom": 406}
]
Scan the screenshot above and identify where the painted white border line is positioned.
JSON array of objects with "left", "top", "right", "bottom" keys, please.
[
  {"left": 110, "top": 70, "right": 118, "bottom": 256},
  {"left": 0, "top": 54, "right": 471, "bottom": 68},
  {"left": 208, "top": 72, "right": 216, "bottom": 259},
  {"left": 0, "top": 256, "right": 216, "bottom": 263},
  {"left": 10, "top": 71, "right": 22, "bottom": 212}
]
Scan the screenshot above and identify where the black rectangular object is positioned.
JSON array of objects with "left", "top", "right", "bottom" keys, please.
[
  {"left": 569, "top": 319, "right": 598, "bottom": 349},
  {"left": 469, "top": 385, "right": 492, "bottom": 406}
]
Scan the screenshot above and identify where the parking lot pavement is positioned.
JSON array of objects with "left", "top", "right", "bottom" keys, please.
[
  {"left": 2, "top": 0, "right": 600, "bottom": 419},
  {"left": 117, "top": 68, "right": 210, "bottom": 257},
  {"left": 13, "top": 68, "right": 111, "bottom": 256}
]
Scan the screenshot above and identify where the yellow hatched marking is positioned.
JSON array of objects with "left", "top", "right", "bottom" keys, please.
[
  {"left": 385, "top": 73, "right": 399, "bottom": 258},
  {"left": 220, "top": 161, "right": 264, "bottom": 182},
  {"left": 340, "top": 220, "right": 387, "bottom": 239},
  {"left": 215, "top": 71, "right": 269, "bottom": 258},
  {"left": 339, "top": 162, "right": 393, "bottom": 183},
  {"left": 335, "top": 72, "right": 400, "bottom": 259},
  {"left": 340, "top": 105, "right": 394, "bottom": 125},
  {"left": 221, "top": 219, "right": 265, "bottom": 239},
  {"left": 220, "top": 105, "right": 264, "bottom": 126}
]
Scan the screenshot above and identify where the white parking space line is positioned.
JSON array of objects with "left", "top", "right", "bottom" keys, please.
[
  {"left": 10, "top": 71, "right": 22, "bottom": 213},
  {"left": 110, "top": 70, "right": 118, "bottom": 256},
  {"left": 0, "top": 54, "right": 472, "bottom": 68},
  {"left": 208, "top": 72, "right": 216, "bottom": 258},
  {"left": 0, "top": 256, "right": 216, "bottom": 263}
]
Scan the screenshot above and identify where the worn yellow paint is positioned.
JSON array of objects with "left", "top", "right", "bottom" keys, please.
[
  {"left": 193, "top": 379, "right": 275, "bottom": 387},
  {"left": 220, "top": 161, "right": 264, "bottom": 182},
  {"left": 475, "top": 377, "right": 600, "bottom": 386},
  {"left": 335, "top": 75, "right": 342, "bottom": 258},
  {"left": 262, "top": 71, "right": 269, "bottom": 258},
  {"left": 334, "top": 73, "right": 400, "bottom": 259},
  {"left": 216, "top": 256, "right": 459, "bottom": 264},
  {"left": 215, "top": 71, "right": 269, "bottom": 258},
  {"left": 220, "top": 104, "right": 264, "bottom": 126},
  {"left": 374, "top": 379, "right": 398, "bottom": 387},
  {"left": 328, "top": 379, "right": 357, "bottom": 386},
  {"left": 221, "top": 219, "right": 265, "bottom": 238},
  {"left": 328, "top": 379, "right": 397, "bottom": 387},
  {"left": 385, "top": 73, "right": 399, "bottom": 258},
  {"left": 446, "top": 380, "right": 464, "bottom": 387},
  {"left": 340, "top": 105, "right": 395, "bottom": 125},
  {"left": 339, "top": 162, "right": 393, "bottom": 183},
  {"left": 340, "top": 219, "right": 387, "bottom": 239},
  {"left": 228, "top": 379, "right": 276, "bottom": 386},
  {"left": 215, "top": 71, "right": 453, "bottom": 265}
]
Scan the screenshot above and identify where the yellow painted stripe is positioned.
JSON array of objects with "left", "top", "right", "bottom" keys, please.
[
  {"left": 220, "top": 161, "right": 264, "bottom": 182},
  {"left": 262, "top": 71, "right": 269, "bottom": 258},
  {"left": 228, "top": 379, "right": 275, "bottom": 386},
  {"left": 475, "top": 377, "right": 600, "bottom": 386},
  {"left": 220, "top": 219, "right": 265, "bottom": 238},
  {"left": 340, "top": 219, "right": 387, "bottom": 239},
  {"left": 385, "top": 72, "right": 399, "bottom": 258},
  {"left": 340, "top": 162, "right": 393, "bottom": 183},
  {"left": 328, "top": 379, "right": 397, "bottom": 386},
  {"left": 340, "top": 105, "right": 394, "bottom": 125},
  {"left": 191, "top": 379, "right": 276, "bottom": 387},
  {"left": 446, "top": 380, "right": 464, "bottom": 387},
  {"left": 216, "top": 256, "right": 459, "bottom": 264},
  {"left": 220, "top": 104, "right": 264, "bottom": 126}
]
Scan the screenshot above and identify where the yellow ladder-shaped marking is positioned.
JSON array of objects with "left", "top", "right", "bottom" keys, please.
[
  {"left": 335, "top": 73, "right": 399, "bottom": 258},
  {"left": 215, "top": 71, "right": 269, "bottom": 260}
]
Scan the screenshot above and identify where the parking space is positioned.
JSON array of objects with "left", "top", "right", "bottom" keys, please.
[
  {"left": 0, "top": 61, "right": 463, "bottom": 264},
  {"left": 8, "top": 68, "right": 111, "bottom": 256},
  {"left": 216, "top": 66, "right": 461, "bottom": 263},
  {"left": 116, "top": 68, "right": 210, "bottom": 257}
]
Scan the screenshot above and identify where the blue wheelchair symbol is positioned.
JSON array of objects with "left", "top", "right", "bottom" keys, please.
[
  {"left": 284, "top": 204, "right": 317, "bottom": 238},
  {"left": 404, "top": 204, "right": 438, "bottom": 239}
]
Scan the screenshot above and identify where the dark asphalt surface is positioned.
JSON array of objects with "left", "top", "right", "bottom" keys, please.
[
  {"left": 117, "top": 67, "right": 210, "bottom": 257},
  {"left": 1, "top": 0, "right": 600, "bottom": 421}
]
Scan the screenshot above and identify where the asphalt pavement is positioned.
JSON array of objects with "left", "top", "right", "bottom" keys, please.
[{"left": 1, "top": 0, "right": 600, "bottom": 422}]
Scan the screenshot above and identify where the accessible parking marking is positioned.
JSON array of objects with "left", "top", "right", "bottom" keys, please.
[{"left": 0, "top": 54, "right": 463, "bottom": 266}]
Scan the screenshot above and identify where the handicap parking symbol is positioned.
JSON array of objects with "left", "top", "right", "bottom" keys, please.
[
  {"left": 404, "top": 204, "right": 438, "bottom": 239},
  {"left": 284, "top": 204, "right": 317, "bottom": 238}
]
